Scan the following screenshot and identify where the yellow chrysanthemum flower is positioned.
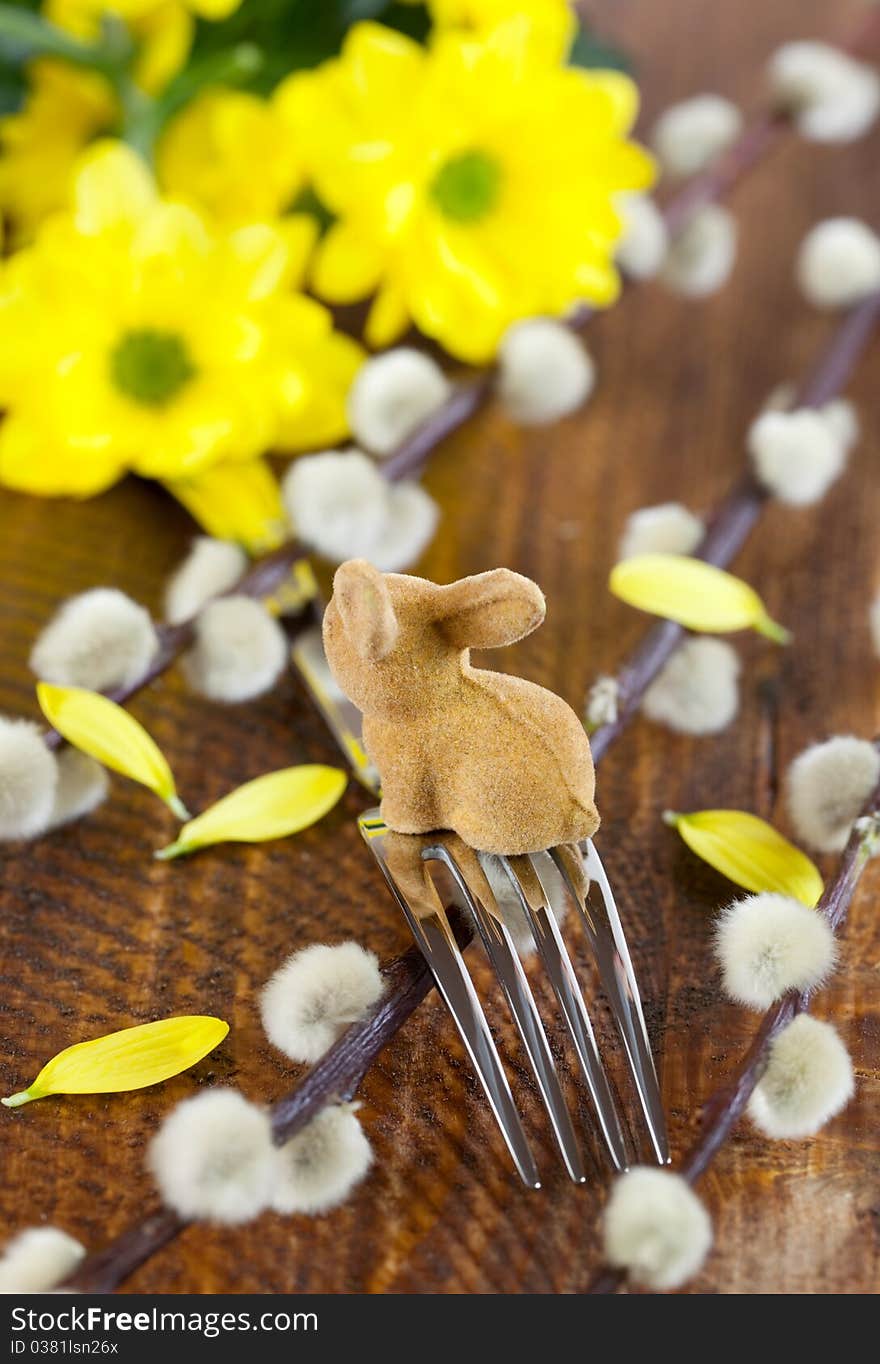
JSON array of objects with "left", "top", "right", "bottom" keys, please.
[
  {"left": 0, "top": 0, "right": 243, "bottom": 242},
  {"left": 278, "top": 20, "right": 653, "bottom": 362},
  {"left": 0, "top": 142, "right": 363, "bottom": 507},
  {"left": 157, "top": 89, "right": 304, "bottom": 225},
  {"left": 46, "top": 0, "right": 241, "bottom": 94},
  {"left": 420, "top": 0, "right": 574, "bottom": 59},
  {"left": 0, "top": 60, "right": 113, "bottom": 246}
]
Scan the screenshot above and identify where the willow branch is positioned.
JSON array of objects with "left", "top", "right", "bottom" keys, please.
[
  {"left": 591, "top": 286, "right": 880, "bottom": 761},
  {"left": 377, "top": 6, "right": 880, "bottom": 483},
  {"left": 41, "top": 540, "right": 308, "bottom": 752},
  {"left": 66, "top": 914, "right": 469, "bottom": 1293},
  {"left": 39, "top": 7, "right": 880, "bottom": 747},
  {"left": 586, "top": 764, "right": 880, "bottom": 1295},
  {"left": 60, "top": 278, "right": 880, "bottom": 1292}
]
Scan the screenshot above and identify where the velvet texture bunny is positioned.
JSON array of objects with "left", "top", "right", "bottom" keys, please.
[{"left": 323, "top": 560, "right": 600, "bottom": 855}]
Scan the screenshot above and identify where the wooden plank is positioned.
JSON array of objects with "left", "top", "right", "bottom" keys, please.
[{"left": 0, "top": 0, "right": 877, "bottom": 1294}]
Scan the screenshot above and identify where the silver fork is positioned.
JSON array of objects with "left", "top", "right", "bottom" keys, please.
[
  {"left": 359, "top": 813, "right": 668, "bottom": 1187},
  {"left": 291, "top": 626, "right": 668, "bottom": 1185}
]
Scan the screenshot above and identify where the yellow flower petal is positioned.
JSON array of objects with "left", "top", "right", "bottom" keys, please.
[
  {"left": 37, "top": 683, "right": 188, "bottom": 819},
  {"left": 73, "top": 141, "right": 155, "bottom": 234},
  {"left": 609, "top": 554, "right": 791, "bottom": 643},
  {"left": 262, "top": 558, "right": 318, "bottom": 617},
  {"left": 365, "top": 281, "right": 410, "bottom": 350},
  {"left": 133, "top": 4, "right": 194, "bottom": 95},
  {"left": 190, "top": 0, "right": 241, "bottom": 17},
  {"left": 156, "top": 765, "right": 348, "bottom": 860},
  {"left": 665, "top": 809, "right": 824, "bottom": 907},
  {"left": 165, "top": 459, "right": 286, "bottom": 554},
  {"left": 589, "top": 70, "right": 640, "bottom": 135},
  {"left": 2, "top": 1016, "right": 228, "bottom": 1107},
  {"left": 311, "top": 222, "right": 385, "bottom": 302}
]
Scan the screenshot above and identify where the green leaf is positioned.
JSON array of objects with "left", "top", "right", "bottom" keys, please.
[
  {"left": 378, "top": 3, "right": 431, "bottom": 42},
  {"left": 569, "top": 23, "right": 633, "bottom": 74},
  {"left": 0, "top": 59, "right": 26, "bottom": 113},
  {"left": 338, "top": 1, "right": 391, "bottom": 21},
  {"left": 290, "top": 185, "right": 336, "bottom": 236}
]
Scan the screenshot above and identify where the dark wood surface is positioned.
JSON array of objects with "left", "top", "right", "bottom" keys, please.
[{"left": 1, "top": 0, "right": 878, "bottom": 1295}]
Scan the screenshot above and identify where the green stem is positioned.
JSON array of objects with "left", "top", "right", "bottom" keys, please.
[
  {"left": 0, "top": 6, "right": 131, "bottom": 76},
  {"left": 157, "top": 42, "right": 263, "bottom": 124},
  {"left": 0, "top": 6, "right": 98, "bottom": 65},
  {"left": 113, "top": 76, "right": 159, "bottom": 158}
]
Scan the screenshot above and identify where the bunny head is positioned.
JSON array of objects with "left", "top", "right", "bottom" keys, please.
[{"left": 323, "top": 559, "right": 546, "bottom": 719}]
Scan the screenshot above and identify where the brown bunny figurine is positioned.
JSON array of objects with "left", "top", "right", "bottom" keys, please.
[{"left": 323, "top": 559, "right": 600, "bottom": 855}]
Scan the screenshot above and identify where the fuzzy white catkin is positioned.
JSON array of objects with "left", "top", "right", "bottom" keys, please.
[
  {"left": 795, "top": 218, "right": 880, "bottom": 309},
  {"left": 164, "top": 537, "right": 248, "bottom": 624},
  {"left": 272, "top": 1104, "right": 373, "bottom": 1215},
  {"left": 748, "top": 1014, "right": 854, "bottom": 1139},
  {"left": 761, "top": 386, "right": 860, "bottom": 453},
  {"left": 46, "top": 749, "right": 109, "bottom": 831},
  {"left": 585, "top": 675, "right": 619, "bottom": 729},
  {"left": 651, "top": 94, "right": 743, "bottom": 178},
  {"left": 660, "top": 205, "right": 737, "bottom": 297},
  {"left": 180, "top": 596, "right": 287, "bottom": 703},
  {"left": 870, "top": 597, "right": 880, "bottom": 658},
  {"left": 30, "top": 588, "right": 158, "bottom": 692},
  {"left": 747, "top": 409, "right": 847, "bottom": 506},
  {"left": 148, "top": 1089, "right": 275, "bottom": 1225},
  {"left": 496, "top": 319, "right": 595, "bottom": 424},
  {"left": 821, "top": 398, "right": 859, "bottom": 452},
  {"left": 283, "top": 451, "right": 439, "bottom": 572},
  {"left": 642, "top": 638, "right": 740, "bottom": 736},
  {"left": 764, "top": 381, "right": 856, "bottom": 439},
  {"left": 617, "top": 502, "right": 704, "bottom": 561},
  {"left": 614, "top": 193, "right": 669, "bottom": 280},
  {"left": 715, "top": 893, "right": 836, "bottom": 1010},
  {"left": 261, "top": 941, "right": 384, "bottom": 1064},
  {"left": 0, "top": 717, "right": 58, "bottom": 840},
  {"left": 0, "top": 1227, "right": 84, "bottom": 1293},
  {"left": 769, "top": 42, "right": 880, "bottom": 142},
  {"left": 347, "top": 348, "right": 452, "bottom": 457},
  {"left": 602, "top": 1168, "right": 712, "bottom": 1291},
  {"left": 786, "top": 736, "right": 880, "bottom": 853}
]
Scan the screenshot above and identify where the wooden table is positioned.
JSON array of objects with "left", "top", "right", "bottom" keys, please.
[{"left": 1, "top": 0, "right": 878, "bottom": 1295}]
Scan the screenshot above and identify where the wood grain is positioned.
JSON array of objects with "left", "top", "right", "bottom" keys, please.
[{"left": 1, "top": 0, "right": 879, "bottom": 1294}]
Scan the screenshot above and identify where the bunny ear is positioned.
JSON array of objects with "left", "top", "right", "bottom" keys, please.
[
  {"left": 332, "top": 559, "right": 399, "bottom": 662},
  {"left": 435, "top": 569, "right": 545, "bottom": 650}
]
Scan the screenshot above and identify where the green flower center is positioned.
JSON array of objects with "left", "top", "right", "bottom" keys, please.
[
  {"left": 430, "top": 149, "right": 501, "bottom": 223},
  {"left": 110, "top": 329, "right": 195, "bottom": 407}
]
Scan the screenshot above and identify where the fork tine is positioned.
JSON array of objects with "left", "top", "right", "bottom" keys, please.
[
  {"left": 552, "top": 840, "right": 670, "bottom": 1164},
  {"left": 484, "top": 852, "right": 630, "bottom": 1171},
  {"left": 424, "top": 843, "right": 588, "bottom": 1184},
  {"left": 359, "top": 815, "right": 541, "bottom": 1188}
]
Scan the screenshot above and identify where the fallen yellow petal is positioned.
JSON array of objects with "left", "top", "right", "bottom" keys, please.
[
  {"left": 37, "top": 683, "right": 188, "bottom": 819},
  {"left": 2, "top": 1016, "right": 228, "bottom": 1107},
  {"left": 155, "top": 764, "right": 347, "bottom": 859},
  {"left": 165, "top": 458, "right": 287, "bottom": 554},
  {"left": 665, "top": 808, "right": 823, "bottom": 906},
  {"left": 609, "top": 554, "right": 791, "bottom": 642}
]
